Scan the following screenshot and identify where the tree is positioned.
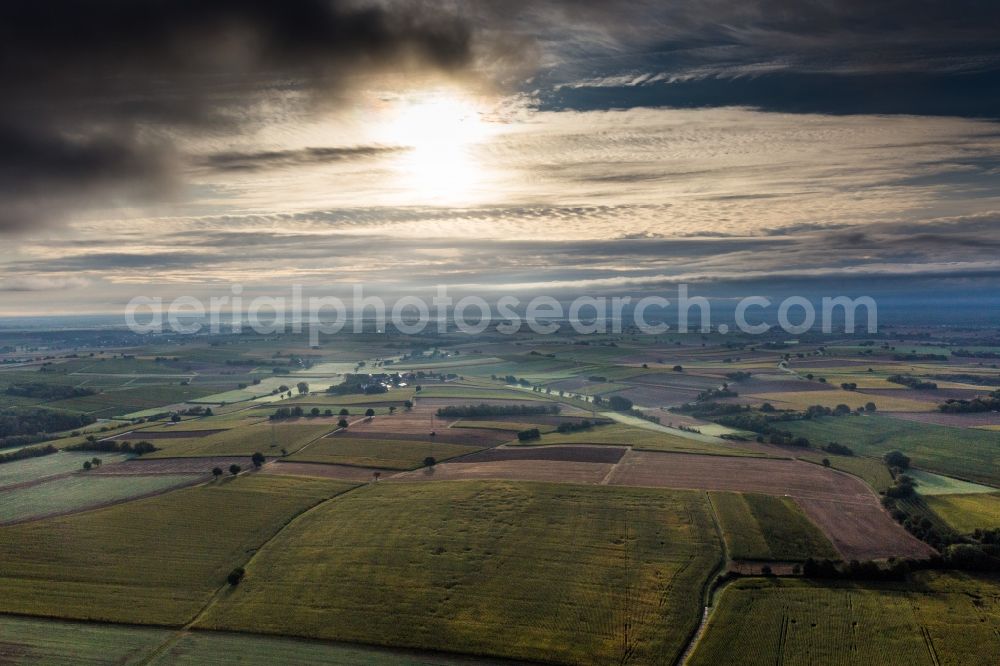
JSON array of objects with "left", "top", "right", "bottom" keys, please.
[
  {"left": 339, "top": 408, "right": 350, "bottom": 416},
  {"left": 607, "top": 395, "right": 633, "bottom": 412},
  {"left": 884, "top": 450, "right": 910, "bottom": 469},
  {"left": 310, "top": 407, "right": 320, "bottom": 416},
  {"left": 672, "top": 365, "right": 683, "bottom": 372},
  {"left": 338, "top": 418, "right": 349, "bottom": 428},
  {"left": 296, "top": 381, "right": 309, "bottom": 395},
  {"left": 324, "top": 409, "right": 333, "bottom": 416},
  {"left": 404, "top": 400, "right": 413, "bottom": 411},
  {"left": 251, "top": 452, "right": 265, "bottom": 468},
  {"left": 388, "top": 406, "right": 396, "bottom": 414},
  {"left": 82, "top": 460, "right": 92, "bottom": 471},
  {"left": 822, "top": 458, "right": 831, "bottom": 467},
  {"left": 91, "top": 457, "right": 102, "bottom": 467},
  {"left": 365, "top": 408, "right": 375, "bottom": 417},
  {"left": 373, "top": 471, "right": 382, "bottom": 482},
  {"left": 229, "top": 464, "right": 241, "bottom": 476},
  {"left": 423, "top": 456, "right": 436, "bottom": 467},
  {"left": 227, "top": 567, "right": 245, "bottom": 586},
  {"left": 212, "top": 466, "right": 223, "bottom": 479},
  {"left": 204, "top": 407, "right": 214, "bottom": 416},
  {"left": 865, "top": 401, "right": 877, "bottom": 412},
  {"left": 171, "top": 413, "right": 181, "bottom": 423}
]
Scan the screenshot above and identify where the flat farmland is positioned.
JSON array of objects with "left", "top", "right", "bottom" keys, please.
[
  {"left": 91, "top": 456, "right": 255, "bottom": 476},
  {"left": 749, "top": 389, "right": 935, "bottom": 412},
  {"left": 923, "top": 492, "right": 1000, "bottom": 532},
  {"left": 458, "top": 445, "right": 626, "bottom": 464},
  {"left": 608, "top": 451, "right": 934, "bottom": 560},
  {"left": 0, "top": 473, "right": 201, "bottom": 523},
  {"left": 143, "top": 422, "right": 335, "bottom": 458},
  {"left": 689, "top": 573, "right": 1000, "bottom": 666},
  {"left": 524, "top": 423, "right": 768, "bottom": 457},
  {"left": 889, "top": 410, "right": 1000, "bottom": 427},
  {"left": 197, "top": 481, "right": 723, "bottom": 665},
  {"left": 609, "top": 385, "right": 701, "bottom": 408},
  {"left": 0, "top": 475, "right": 356, "bottom": 625},
  {"left": 0, "top": 451, "right": 128, "bottom": 489},
  {"left": 0, "top": 614, "right": 171, "bottom": 664},
  {"left": 780, "top": 415, "right": 1000, "bottom": 486},
  {"left": 288, "top": 437, "right": 483, "bottom": 469},
  {"left": 263, "top": 461, "right": 386, "bottom": 482},
  {"left": 906, "top": 469, "right": 998, "bottom": 495},
  {"left": 795, "top": 454, "right": 895, "bottom": 493},
  {"left": 392, "top": 459, "right": 615, "bottom": 484},
  {"left": 710, "top": 492, "right": 838, "bottom": 561}
]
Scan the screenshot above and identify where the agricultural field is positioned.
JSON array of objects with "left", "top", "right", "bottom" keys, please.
[
  {"left": 3, "top": 327, "right": 1000, "bottom": 665},
  {"left": 0, "top": 450, "right": 128, "bottom": 489},
  {"left": 923, "top": 493, "right": 1000, "bottom": 533},
  {"left": 780, "top": 415, "right": 1000, "bottom": 486},
  {"left": 0, "top": 475, "right": 356, "bottom": 624},
  {"left": 142, "top": 422, "right": 336, "bottom": 458},
  {"left": 287, "top": 436, "right": 483, "bottom": 469},
  {"left": 690, "top": 573, "right": 1000, "bottom": 665},
  {"left": 748, "top": 389, "right": 936, "bottom": 412},
  {"left": 0, "top": 473, "right": 201, "bottom": 523},
  {"left": 795, "top": 453, "right": 895, "bottom": 493},
  {"left": 711, "top": 492, "right": 839, "bottom": 561},
  {"left": 516, "top": 423, "right": 768, "bottom": 457},
  {"left": 197, "top": 481, "right": 723, "bottom": 665}
]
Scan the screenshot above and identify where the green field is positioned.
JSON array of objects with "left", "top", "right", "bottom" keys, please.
[
  {"left": 796, "top": 454, "right": 895, "bottom": 493},
  {"left": 0, "top": 473, "right": 200, "bottom": 523},
  {"left": 0, "top": 475, "right": 356, "bottom": 625},
  {"left": 923, "top": 492, "right": 1000, "bottom": 533},
  {"left": 521, "top": 423, "right": 768, "bottom": 457},
  {"left": 154, "top": 630, "right": 482, "bottom": 665},
  {"left": 450, "top": 419, "right": 554, "bottom": 433},
  {"left": 690, "top": 573, "right": 1000, "bottom": 665},
  {"left": 0, "top": 451, "right": 128, "bottom": 488},
  {"left": 907, "top": 469, "right": 998, "bottom": 495},
  {"left": 780, "top": 415, "right": 1000, "bottom": 486},
  {"left": 197, "top": 481, "right": 722, "bottom": 665},
  {"left": 0, "top": 614, "right": 171, "bottom": 664},
  {"left": 143, "top": 422, "right": 335, "bottom": 458},
  {"left": 287, "top": 437, "right": 483, "bottom": 469},
  {"left": 0, "top": 615, "right": 476, "bottom": 665},
  {"left": 710, "top": 492, "right": 838, "bottom": 561}
]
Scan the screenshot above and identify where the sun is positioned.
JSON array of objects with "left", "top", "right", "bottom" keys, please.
[{"left": 376, "top": 91, "right": 494, "bottom": 204}]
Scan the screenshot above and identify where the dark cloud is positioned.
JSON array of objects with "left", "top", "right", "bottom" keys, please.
[
  {"left": 0, "top": 0, "right": 486, "bottom": 231},
  {"left": 196, "top": 145, "right": 408, "bottom": 172}
]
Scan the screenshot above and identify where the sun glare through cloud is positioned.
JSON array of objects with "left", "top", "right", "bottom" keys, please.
[{"left": 376, "top": 91, "right": 498, "bottom": 205}]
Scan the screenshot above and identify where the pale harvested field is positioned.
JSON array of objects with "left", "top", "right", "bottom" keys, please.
[
  {"left": 391, "top": 459, "right": 614, "bottom": 485},
  {"left": 606, "top": 451, "right": 933, "bottom": 560},
  {"left": 107, "top": 429, "right": 225, "bottom": 440},
  {"left": 749, "top": 389, "right": 936, "bottom": 412}
]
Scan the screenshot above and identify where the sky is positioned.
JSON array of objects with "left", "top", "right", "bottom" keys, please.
[{"left": 1, "top": 0, "right": 999, "bottom": 315}]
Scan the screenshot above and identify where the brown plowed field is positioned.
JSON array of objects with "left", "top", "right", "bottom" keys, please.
[
  {"left": 459, "top": 446, "right": 626, "bottom": 464},
  {"left": 107, "top": 429, "right": 226, "bottom": 440},
  {"left": 612, "top": 386, "right": 701, "bottom": 408},
  {"left": 606, "top": 451, "right": 933, "bottom": 560},
  {"left": 90, "top": 456, "right": 250, "bottom": 475},
  {"left": 391, "top": 460, "right": 614, "bottom": 485}
]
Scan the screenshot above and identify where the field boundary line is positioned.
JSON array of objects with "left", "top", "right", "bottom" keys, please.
[
  {"left": 136, "top": 481, "right": 370, "bottom": 665},
  {"left": 677, "top": 491, "right": 729, "bottom": 666}
]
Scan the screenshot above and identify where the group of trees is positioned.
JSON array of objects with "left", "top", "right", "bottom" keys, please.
[
  {"left": 0, "top": 443, "right": 58, "bottom": 465},
  {"left": 938, "top": 390, "right": 1000, "bottom": 413},
  {"left": 67, "top": 439, "right": 157, "bottom": 455},
  {"left": 555, "top": 419, "right": 599, "bottom": 434},
  {"left": 887, "top": 374, "right": 938, "bottom": 390},
  {"left": 4, "top": 383, "right": 96, "bottom": 400},
  {"left": 436, "top": 404, "right": 560, "bottom": 418},
  {"left": 0, "top": 406, "right": 97, "bottom": 448},
  {"left": 516, "top": 428, "right": 541, "bottom": 442}
]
